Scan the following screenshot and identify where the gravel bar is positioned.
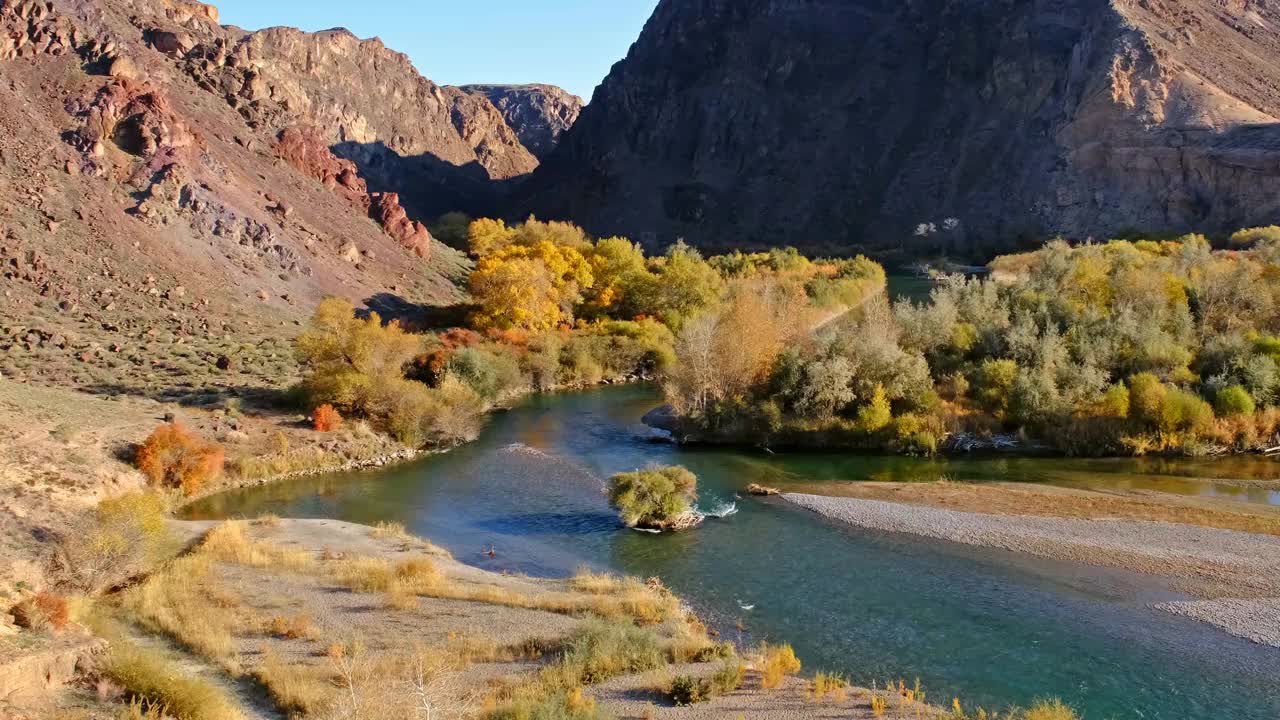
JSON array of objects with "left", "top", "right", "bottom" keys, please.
[{"left": 782, "top": 493, "right": 1280, "bottom": 648}]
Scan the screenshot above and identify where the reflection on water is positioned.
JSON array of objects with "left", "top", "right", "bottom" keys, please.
[{"left": 184, "top": 386, "right": 1280, "bottom": 720}]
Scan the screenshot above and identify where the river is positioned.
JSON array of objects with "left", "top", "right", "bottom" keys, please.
[{"left": 184, "top": 386, "right": 1280, "bottom": 719}]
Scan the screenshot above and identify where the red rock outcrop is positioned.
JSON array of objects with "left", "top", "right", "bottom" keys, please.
[
  {"left": 74, "top": 78, "right": 202, "bottom": 171},
  {"left": 370, "top": 192, "right": 432, "bottom": 259},
  {"left": 154, "top": 21, "right": 541, "bottom": 218},
  {"left": 273, "top": 126, "right": 368, "bottom": 206},
  {"left": 273, "top": 126, "right": 432, "bottom": 258}
]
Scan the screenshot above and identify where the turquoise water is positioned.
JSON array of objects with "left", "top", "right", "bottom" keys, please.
[{"left": 185, "top": 386, "right": 1280, "bottom": 719}]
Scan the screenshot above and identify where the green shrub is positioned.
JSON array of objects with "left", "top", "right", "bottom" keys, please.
[
  {"left": 1097, "top": 383, "right": 1131, "bottom": 418},
  {"left": 447, "top": 346, "right": 525, "bottom": 404},
  {"left": 974, "top": 359, "right": 1018, "bottom": 415},
  {"left": 384, "top": 376, "right": 484, "bottom": 448},
  {"left": 1214, "top": 385, "right": 1256, "bottom": 417},
  {"left": 669, "top": 675, "right": 710, "bottom": 705},
  {"left": 606, "top": 466, "right": 698, "bottom": 529},
  {"left": 1159, "top": 388, "right": 1214, "bottom": 433},
  {"left": 855, "top": 385, "right": 893, "bottom": 432},
  {"left": 709, "top": 660, "right": 744, "bottom": 695},
  {"left": 295, "top": 297, "right": 422, "bottom": 415},
  {"left": 1127, "top": 372, "right": 1167, "bottom": 426},
  {"left": 430, "top": 211, "right": 473, "bottom": 249}
]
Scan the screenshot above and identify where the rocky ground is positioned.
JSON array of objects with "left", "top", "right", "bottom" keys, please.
[
  {"left": 782, "top": 489, "right": 1280, "bottom": 649},
  {"left": 0, "top": 377, "right": 409, "bottom": 594}
]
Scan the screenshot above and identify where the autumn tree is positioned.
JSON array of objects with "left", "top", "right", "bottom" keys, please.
[
  {"left": 468, "top": 241, "right": 594, "bottom": 330},
  {"left": 295, "top": 297, "right": 423, "bottom": 416}
]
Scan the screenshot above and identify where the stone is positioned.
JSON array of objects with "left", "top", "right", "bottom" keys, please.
[{"left": 106, "top": 55, "right": 139, "bottom": 81}]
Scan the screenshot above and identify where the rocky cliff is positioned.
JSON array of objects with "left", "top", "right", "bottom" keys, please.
[
  {"left": 160, "top": 21, "right": 541, "bottom": 218},
  {"left": 519, "top": 0, "right": 1280, "bottom": 256},
  {"left": 458, "top": 84, "right": 584, "bottom": 160},
  {"left": 0, "top": 0, "right": 487, "bottom": 399}
]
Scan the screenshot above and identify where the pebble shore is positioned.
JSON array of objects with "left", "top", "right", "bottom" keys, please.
[{"left": 782, "top": 493, "right": 1280, "bottom": 648}]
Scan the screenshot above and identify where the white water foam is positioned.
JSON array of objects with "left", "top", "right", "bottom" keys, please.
[{"left": 703, "top": 500, "right": 738, "bottom": 518}]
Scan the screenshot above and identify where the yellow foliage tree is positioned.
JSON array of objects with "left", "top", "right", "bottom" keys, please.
[
  {"left": 583, "top": 236, "right": 647, "bottom": 318},
  {"left": 467, "top": 217, "right": 518, "bottom": 256},
  {"left": 295, "top": 297, "right": 423, "bottom": 415},
  {"left": 468, "top": 241, "right": 595, "bottom": 330}
]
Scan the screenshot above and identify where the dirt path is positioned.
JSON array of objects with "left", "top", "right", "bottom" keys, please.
[{"left": 118, "top": 628, "right": 285, "bottom": 720}]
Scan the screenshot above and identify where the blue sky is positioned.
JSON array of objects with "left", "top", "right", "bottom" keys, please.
[{"left": 211, "top": 1, "right": 658, "bottom": 100}]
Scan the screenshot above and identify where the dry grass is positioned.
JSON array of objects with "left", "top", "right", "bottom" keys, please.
[
  {"left": 90, "top": 615, "right": 244, "bottom": 720},
  {"left": 255, "top": 648, "right": 336, "bottom": 716},
  {"left": 267, "top": 613, "right": 314, "bottom": 640},
  {"left": 758, "top": 642, "right": 801, "bottom": 690},
  {"left": 808, "top": 671, "right": 849, "bottom": 703},
  {"left": 201, "top": 522, "right": 314, "bottom": 571},
  {"left": 118, "top": 553, "right": 245, "bottom": 671},
  {"left": 792, "top": 480, "right": 1280, "bottom": 536},
  {"left": 1024, "top": 698, "right": 1080, "bottom": 720},
  {"left": 484, "top": 620, "right": 664, "bottom": 720},
  {"left": 229, "top": 447, "right": 346, "bottom": 481}
]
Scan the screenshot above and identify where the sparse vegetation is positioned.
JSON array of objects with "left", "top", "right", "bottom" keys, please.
[
  {"left": 51, "top": 491, "right": 175, "bottom": 593},
  {"left": 808, "top": 671, "right": 848, "bottom": 703},
  {"left": 1024, "top": 698, "right": 1081, "bottom": 720},
  {"left": 91, "top": 615, "right": 244, "bottom": 720},
  {"left": 759, "top": 642, "right": 801, "bottom": 689}
]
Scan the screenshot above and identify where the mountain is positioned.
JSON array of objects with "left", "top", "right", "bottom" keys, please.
[
  {"left": 168, "top": 20, "right": 541, "bottom": 219},
  {"left": 518, "top": 0, "right": 1280, "bottom": 257},
  {"left": 0, "top": 0, "right": 579, "bottom": 399},
  {"left": 458, "top": 84, "right": 584, "bottom": 160}
]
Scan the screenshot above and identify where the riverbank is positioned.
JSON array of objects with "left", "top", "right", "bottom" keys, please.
[
  {"left": 781, "top": 490, "right": 1280, "bottom": 648},
  {"left": 3, "top": 517, "right": 957, "bottom": 719}
]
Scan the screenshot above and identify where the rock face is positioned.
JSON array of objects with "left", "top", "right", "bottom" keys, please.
[
  {"left": 160, "top": 24, "right": 540, "bottom": 218},
  {"left": 274, "top": 125, "right": 434, "bottom": 257},
  {"left": 521, "top": 0, "right": 1280, "bottom": 256},
  {"left": 0, "top": 0, "right": 482, "bottom": 403},
  {"left": 459, "top": 84, "right": 584, "bottom": 160}
]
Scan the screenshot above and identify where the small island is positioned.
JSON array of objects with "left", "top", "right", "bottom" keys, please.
[{"left": 607, "top": 465, "right": 704, "bottom": 531}]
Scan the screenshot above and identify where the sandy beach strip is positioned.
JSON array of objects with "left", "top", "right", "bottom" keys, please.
[{"left": 781, "top": 492, "right": 1280, "bottom": 648}]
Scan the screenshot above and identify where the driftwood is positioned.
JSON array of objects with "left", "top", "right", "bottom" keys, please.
[{"left": 944, "top": 432, "right": 1022, "bottom": 452}]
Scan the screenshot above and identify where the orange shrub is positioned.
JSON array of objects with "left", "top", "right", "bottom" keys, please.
[
  {"left": 438, "top": 327, "right": 483, "bottom": 350},
  {"left": 485, "top": 327, "right": 531, "bottom": 347},
  {"left": 12, "top": 592, "right": 70, "bottom": 631},
  {"left": 135, "top": 422, "right": 225, "bottom": 495},
  {"left": 312, "top": 404, "right": 342, "bottom": 432}
]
